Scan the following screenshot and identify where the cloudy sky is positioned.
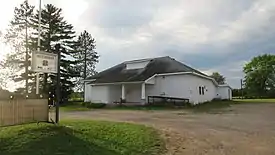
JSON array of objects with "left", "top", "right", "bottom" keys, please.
[{"left": 1, "top": 0, "right": 275, "bottom": 89}]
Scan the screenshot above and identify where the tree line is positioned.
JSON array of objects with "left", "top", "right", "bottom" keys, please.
[
  {"left": 206, "top": 54, "right": 275, "bottom": 99},
  {"left": 1, "top": 1, "right": 99, "bottom": 100},
  {"left": 211, "top": 54, "right": 275, "bottom": 98}
]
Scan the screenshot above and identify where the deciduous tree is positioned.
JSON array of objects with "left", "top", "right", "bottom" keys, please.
[{"left": 243, "top": 54, "right": 275, "bottom": 97}]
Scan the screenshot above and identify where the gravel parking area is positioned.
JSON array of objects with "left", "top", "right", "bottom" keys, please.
[{"left": 61, "top": 103, "right": 275, "bottom": 155}]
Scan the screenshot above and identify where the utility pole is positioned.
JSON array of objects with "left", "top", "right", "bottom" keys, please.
[
  {"left": 83, "top": 36, "right": 87, "bottom": 96},
  {"left": 55, "top": 44, "right": 61, "bottom": 124},
  {"left": 241, "top": 79, "right": 244, "bottom": 99},
  {"left": 36, "top": 0, "right": 42, "bottom": 95},
  {"left": 25, "top": 1, "right": 29, "bottom": 94}
]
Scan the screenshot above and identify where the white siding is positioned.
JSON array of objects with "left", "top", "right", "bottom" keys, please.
[
  {"left": 125, "top": 84, "right": 142, "bottom": 103},
  {"left": 109, "top": 85, "right": 121, "bottom": 103},
  {"left": 146, "top": 74, "right": 217, "bottom": 104},
  {"left": 126, "top": 61, "right": 150, "bottom": 70},
  {"left": 217, "top": 86, "right": 232, "bottom": 100},
  {"left": 87, "top": 85, "right": 110, "bottom": 103}
]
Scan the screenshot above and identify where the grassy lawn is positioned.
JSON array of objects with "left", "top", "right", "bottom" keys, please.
[
  {"left": 60, "top": 102, "right": 91, "bottom": 112},
  {"left": 233, "top": 98, "right": 275, "bottom": 103},
  {"left": 185, "top": 101, "right": 232, "bottom": 113},
  {"left": 188, "top": 99, "right": 275, "bottom": 113},
  {"left": 60, "top": 104, "right": 91, "bottom": 112},
  {"left": 0, "top": 120, "right": 164, "bottom": 155},
  {"left": 58, "top": 98, "right": 275, "bottom": 113}
]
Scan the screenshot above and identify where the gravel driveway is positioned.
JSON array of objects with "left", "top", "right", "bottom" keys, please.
[{"left": 61, "top": 103, "right": 275, "bottom": 155}]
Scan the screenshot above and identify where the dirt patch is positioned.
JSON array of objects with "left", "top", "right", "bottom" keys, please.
[{"left": 61, "top": 103, "right": 275, "bottom": 155}]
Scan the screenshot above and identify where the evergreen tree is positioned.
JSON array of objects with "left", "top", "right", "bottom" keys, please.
[
  {"left": 73, "top": 30, "right": 99, "bottom": 91},
  {"left": 210, "top": 72, "right": 226, "bottom": 85},
  {"left": 30, "top": 4, "right": 78, "bottom": 100},
  {"left": 3, "top": 0, "right": 35, "bottom": 93}
]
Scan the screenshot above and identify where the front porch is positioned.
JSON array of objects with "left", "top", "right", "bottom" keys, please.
[{"left": 110, "top": 83, "right": 147, "bottom": 105}]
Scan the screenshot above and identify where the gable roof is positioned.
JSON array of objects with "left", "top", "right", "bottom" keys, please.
[{"left": 87, "top": 56, "right": 208, "bottom": 84}]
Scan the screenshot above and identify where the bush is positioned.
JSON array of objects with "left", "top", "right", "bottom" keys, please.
[{"left": 83, "top": 102, "right": 106, "bottom": 109}]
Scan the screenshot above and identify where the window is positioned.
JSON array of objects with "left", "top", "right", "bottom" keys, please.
[
  {"left": 199, "top": 86, "right": 205, "bottom": 95},
  {"left": 202, "top": 87, "right": 205, "bottom": 95},
  {"left": 199, "top": 86, "right": 202, "bottom": 95}
]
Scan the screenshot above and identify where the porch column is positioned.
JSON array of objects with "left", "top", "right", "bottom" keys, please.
[
  {"left": 121, "top": 84, "right": 125, "bottom": 100},
  {"left": 141, "top": 83, "right": 146, "bottom": 102}
]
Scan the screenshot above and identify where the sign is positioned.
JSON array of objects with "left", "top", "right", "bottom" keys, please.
[{"left": 31, "top": 51, "right": 58, "bottom": 73}]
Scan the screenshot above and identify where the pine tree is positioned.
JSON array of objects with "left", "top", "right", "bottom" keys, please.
[
  {"left": 4, "top": 0, "right": 35, "bottom": 93},
  {"left": 30, "top": 4, "right": 78, "bottom": 100},
  {"left": 73, "top": 30, "right": 99, "bottom": 91}
]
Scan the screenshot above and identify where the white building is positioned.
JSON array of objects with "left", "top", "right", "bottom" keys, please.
[{"left": 84, "top": 56, "right": 232, "bottom": 105}]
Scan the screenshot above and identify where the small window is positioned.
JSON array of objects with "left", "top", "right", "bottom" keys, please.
[
  {"left": 202, "top": 87, "right": 205, "bottom": 95},
  {"left": 199, "top": 86, "right": 201, "bottom": 95}
]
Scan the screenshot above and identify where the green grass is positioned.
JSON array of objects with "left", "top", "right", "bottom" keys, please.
[
  {"left": 233, "top": 98, "right": 275, "bottom": 103},
  {"left": 59, "top": 98, "right": 275, "bottom": 113},
  {"left": 185, "top": 101, "right": 233, "bottom": 113},
  {"left": 187, "top": 99, "right": 275, "bottom": 113},
  {"left": 60, "top": 103, "right": 91, "bottom": 112},
  {"left": 0, "top": 120, "right": 164, "bottom": 155},
  {"left": 107, "top": 105, "right": 184, "bottom": 111}
]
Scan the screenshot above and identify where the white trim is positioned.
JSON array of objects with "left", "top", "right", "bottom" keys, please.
[
  {"left": 89, "top": 81, "right": 144, "bottom": 86},
  {"left": 218, "top": 84, "right": 232, "bottom": 90},
  {"left": 124, "top": 58, "right": 153, "bottom": 64},
  {"left": 145, "top": 72, "right": 219, "bottom": 86},
  {"left": 83, "top": 79, "right": 96, "bottom": 82},
  {"left": 87, "top": 72, "right": 222, "bottom": 87}
]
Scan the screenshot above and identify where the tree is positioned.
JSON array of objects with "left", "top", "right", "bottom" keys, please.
[
  {"left": 3, "top": 0, "right": 35, "bottom": 93},
  {"left": 30, "top": 4, "right": 78, "bottom": 100},
  {"left": 73, "top": 30, "right": 99, "bottom": 91},
  {"left": 210, "top": 72, "right": 225, "bottom": 85},
  {"left": 243, "top": 54, "right": 275, "bottom": 97}
]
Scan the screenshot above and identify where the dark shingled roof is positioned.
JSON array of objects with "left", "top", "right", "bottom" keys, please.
[{"left": 87, "top": 56, "right": 208, "bottom": 84}]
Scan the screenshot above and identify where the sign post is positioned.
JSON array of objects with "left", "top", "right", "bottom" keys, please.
[
  {"left": 31, "top": 50, "right": 60, "bottom": 124},
  {"left": 36, "top": 0, "right": 42, "bottom": 95},
  {"left": 54, "top": 44, "right": 61, "bottom": 124}
]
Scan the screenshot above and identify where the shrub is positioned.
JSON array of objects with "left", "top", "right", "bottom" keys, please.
[
  {"left": 212, "top": 98, "right": 222, "bottom": 102},
  {"left": 81, "top": 102, "right": 90, "bottom": 107},
  {"left": 83, "top": 102, "right": 106, "bottom": 109}
]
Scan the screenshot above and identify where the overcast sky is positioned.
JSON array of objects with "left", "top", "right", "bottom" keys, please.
[{"left": 1, "top": 0, "right": 275, "bottom": 89}]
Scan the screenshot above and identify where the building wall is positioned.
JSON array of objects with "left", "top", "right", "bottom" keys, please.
[
  {"left": 217, "top": 86, "right": 232, "bottom": 100},
  {"left": 125, "top": 84, "right": 142, "bottom": 103},
  {"left": 85, "top": 84, "right": 110, "bottom": 103},
  {"left": 126, "top": 60, "right": 150, "bottom": 70},
  {"left": 108, "top": 85, "right": 121, "bottom": 103},
  {"left": 146, "top": 74, "right": 217, "bottom": 104}
]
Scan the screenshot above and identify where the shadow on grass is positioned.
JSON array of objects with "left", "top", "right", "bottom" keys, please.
[
  {"left": 0, "top": 125, "right": 121, "bottom": 155},
  {"left": 0, "top": 121, "right": 164, "bottom": 155}
]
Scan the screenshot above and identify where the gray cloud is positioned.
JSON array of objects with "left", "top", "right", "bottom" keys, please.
[{"left": 74, "top": 0, "right": 275, "bottom": 88}]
